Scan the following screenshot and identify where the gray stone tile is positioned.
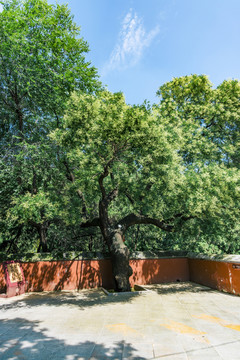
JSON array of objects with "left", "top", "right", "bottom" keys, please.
[
  {"left": 1, "top": 283, "right": 240, "bottom": 359},
  {"left": 153, "top": 341, "right": 186, "bottom": 358},
  {"left": 122, "top": 341, "right": 153, "bottom": 359},
  {"left": 155, "top": 353, "right": 188, "bottom": 360},
  {"left": 214, "top": 340, "right": 240, "bottom": 360},
  {"left": 90, "top": 341, "right": 124, "bottom": 359},
  {"left": 186, "top": 346, "right": 221, "bottom": 359}
]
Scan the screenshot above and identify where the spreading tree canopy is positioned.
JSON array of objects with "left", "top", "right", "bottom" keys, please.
[
  {"left": 0, "top": 0, "right": 239, "bottom": 292},
  {"left": 52, "top": 76, "right": 240, "bottom": 291}
]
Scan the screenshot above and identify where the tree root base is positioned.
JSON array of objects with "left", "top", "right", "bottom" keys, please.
[{"left": 100, "top": 284, "right": 148, "bottom": 296}]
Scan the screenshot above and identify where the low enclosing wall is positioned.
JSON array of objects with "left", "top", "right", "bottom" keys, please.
[
  {"left": 0, "top": 253, "right": 189, "bottom": 293},
  {"left": 1, "top": 252, "right": 240, "bottom": 296},
  {"left": 189, "top": 254, "right": 240, "bottom": 295}
]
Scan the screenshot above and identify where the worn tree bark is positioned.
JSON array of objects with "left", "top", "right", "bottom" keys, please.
[
  {"left": 97, "top": 193, "right": 132, "bottom": 291},
  {"left": 79, "top": 157, "right": 195, "bottom": 292},
  {"left": 81, "top": 211, "right": 194, "bottom": 292},
  {"left": 109, "top": 229, "right": 133, "bottom": 292}
]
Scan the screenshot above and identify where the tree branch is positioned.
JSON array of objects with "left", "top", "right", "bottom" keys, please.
[
  {"left": 106, "top": 186, "right": 119, "bottom": 206},
  {"left": 80, "top": 217, "right": 101, "bottom": 228},
  {"left": 98, "top": 141, "right": 130, "bottom": 202},
  {"left": 139, "top": 182, "right": 154, "bottom": 202},
  {"left": 118, "top": 213, "right": 195, "bottom": 233},
  {"left": 125, "top": 192, "right": 135, "bottom": 205},
  {"left": 63, "top": 160, "right": 87, "bottom": 218},
  {"left": 98, "top": 153, "right": 118, "bottom": 200},
  {"left": 118, "top": 213, "right": 174, "bottom": 232},
  {"left": 98, "top": 165, "right": 109, "bottom": 199}
]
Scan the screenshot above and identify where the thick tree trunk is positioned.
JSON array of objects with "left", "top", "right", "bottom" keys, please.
[
  {"left": 109, "top": 229, "right": 133, "bottom": 292},
  {"left": 81, "top": 209, "right": 195, "bottom": 292},
  {"left": 98, "top": 198, "right": 133, "bottom": 292}
]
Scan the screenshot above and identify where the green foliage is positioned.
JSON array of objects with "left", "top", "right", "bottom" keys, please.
[
  {"left": 52, "top": 78, "right": 239, "bottom": 255},
  {"left": 0, "top": 0, "right": 100, "bottom": 136},
  {"left": 0, "top": 0, "right": 100, "bottom": 252},
  {"left": 0, "top": 3, "right": 239, "bottom": 261},
  {"left": 152, "top": 75, "right": 240, "bottom": 252}
]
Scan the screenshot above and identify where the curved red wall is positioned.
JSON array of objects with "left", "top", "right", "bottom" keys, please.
[{"left": 189, "top": 258, "right": 240, "bottom": 295}]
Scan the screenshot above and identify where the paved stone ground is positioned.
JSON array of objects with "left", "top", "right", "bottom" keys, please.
[{"left": 1, "top": 282, "right": 240, "bottom": 359}]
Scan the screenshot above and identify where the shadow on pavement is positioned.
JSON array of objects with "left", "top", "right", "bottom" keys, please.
[
  {"left": 0, "top": 289, "right": 142, "bottom": 312},
  {"left": 144, "top": 281, "right": 215, "bottom": 295},
  {"left": 0, "top": 317, "right": 146, "bottom": 360}
]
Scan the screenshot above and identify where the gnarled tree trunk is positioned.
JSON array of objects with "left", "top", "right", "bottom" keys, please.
[
  {"left": 98, "top": 200, "right": 133, "bottom": 292},
  {"left": 109, "top": 229, "right": 133, "bottom": 292},
  {"left": 81, "top": 211, "right": 194, "bottom": 292}
]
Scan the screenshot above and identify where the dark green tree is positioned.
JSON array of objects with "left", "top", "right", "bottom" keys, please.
[{"left": 0, "top": 0, "right": 100, "bottom": 252}]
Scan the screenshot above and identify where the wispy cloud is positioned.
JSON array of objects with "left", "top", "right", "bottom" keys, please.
[{"left": 102, "top": 9, "right": 160, "bottom": 75}]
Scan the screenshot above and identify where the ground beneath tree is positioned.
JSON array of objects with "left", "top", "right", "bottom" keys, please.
[{"left": 1, "top": 282, "right": 240, "bottom": 359}]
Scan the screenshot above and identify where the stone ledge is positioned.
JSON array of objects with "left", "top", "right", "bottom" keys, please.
[
  {"left": 187, "top": 252, "right": 240, "bottom": 263},
  {"left": 130, "top": 250, "right": 188, "bottom": 259},
  {"left": 0, "top": 251, "right": 111, "bottom": 262},
  {"left": 0, "top": 250, "right": 188, "bottom": 262},
  {"left": 1, "top": 250, "right": 240, "bottom": 263}
]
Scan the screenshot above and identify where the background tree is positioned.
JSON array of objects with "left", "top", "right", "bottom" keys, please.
[
  {"left": 0, "top": 0, "right": 99, "bottom": 138},
  {"left": 0, "top": 0, "right": 101, "bottom": 252},
  {"left": 153, "top": 75, "right": 240, "bottom": 254},
  {"left": 126, "top": 76, "right": 240, "bottom": 255}
]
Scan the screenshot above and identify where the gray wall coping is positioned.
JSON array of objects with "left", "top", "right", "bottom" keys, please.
[
  {"left": 187, "top": 252, "right": 240, "bottom": 264},
  {"left": 1, "top": 251, "right": 240, "bottom": 263}
]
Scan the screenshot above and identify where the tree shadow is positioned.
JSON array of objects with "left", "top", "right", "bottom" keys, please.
[
  {"left": 143, "top": 281, "right": 215, "bottom": 295},
  {"left": 19, "top": 259, "right": 115, "bottom": 293},
  {"left": 0, "top": 288, "right": 142, "bottom": 312},
  {"left": 130, "top": 258, "right": 189, "bottom": 286},
  {"left": 0, "top": 317, "right": 146, "bottom": 359}
]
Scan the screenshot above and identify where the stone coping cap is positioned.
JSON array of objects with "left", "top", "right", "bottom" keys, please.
[
  {"left": 0, "top": 250, "right": 187, "bottom": 262},
  {"left": 187, "top": 252, "right": 240, "bottom": 263},
  {"left": 1, "top": 251, "right": 240, "bottom": 263},
  {"left": 130, "top": 250, "right": 188, "bottom": 259}
]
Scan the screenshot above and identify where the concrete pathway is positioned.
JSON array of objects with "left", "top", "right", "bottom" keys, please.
[{"left": 1, "top": 282, "right": 240, "bottom": 359}]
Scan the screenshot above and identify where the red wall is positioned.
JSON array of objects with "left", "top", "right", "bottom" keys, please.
[
  {"left": 1, "top": 257, "right": 240, "bottom": 296},
  {"left": 130, "top": 258, "right": 189, "bottom": 286},
  {"left": 0, "top": 257, "right": 189, "bottom": 293},
  {"left": 0, "top": 264, "right": 5, "bottom": 293},
  {"left": 189, "top": 258, "right": 240, "bottom": 295},
  {"left": 24, "top": 259, "right": 114, "bottom": 292}
]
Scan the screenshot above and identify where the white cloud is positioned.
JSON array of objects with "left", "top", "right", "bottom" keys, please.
[{"left": 102, "top": 9, "right": 160, "bottom": 75}]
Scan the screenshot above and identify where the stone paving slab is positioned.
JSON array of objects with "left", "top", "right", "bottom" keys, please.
[{"left": 1, "top": 282, "right": 240, "bottom": 359}]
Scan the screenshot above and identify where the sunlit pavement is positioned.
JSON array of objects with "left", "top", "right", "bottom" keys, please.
[{"left": 1, "top": 282, "right": 240, "bottom": 359}]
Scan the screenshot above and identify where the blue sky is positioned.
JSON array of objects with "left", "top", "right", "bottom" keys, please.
[{"left": 51, "top": 0, "right": 240, "bottom": 105}]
